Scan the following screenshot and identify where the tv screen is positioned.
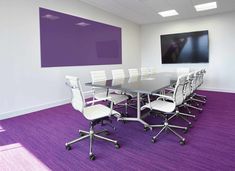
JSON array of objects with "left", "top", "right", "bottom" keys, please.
[{"left": 161, "top": 30, "right": 209, "bottom": 64}]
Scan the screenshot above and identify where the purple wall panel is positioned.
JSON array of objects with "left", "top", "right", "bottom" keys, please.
[{"left": 39, "top": 8, "right": 122, "bottom": 67}]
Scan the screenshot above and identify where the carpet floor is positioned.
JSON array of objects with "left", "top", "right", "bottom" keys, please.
[{"left": 0, "top": 90, "right": 235, "bottom": 171}]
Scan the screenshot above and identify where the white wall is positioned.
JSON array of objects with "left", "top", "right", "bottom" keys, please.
[
  {"left": 0, "top": 0, "right": 141, "bottom": 119},
  {"left": 141, "top": 11, "right": 235, "bottom": 93}
]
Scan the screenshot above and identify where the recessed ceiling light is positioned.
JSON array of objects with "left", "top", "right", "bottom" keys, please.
[
  {"left": 158, "top": 10, "right": 179, "bottom": 17},
  {"left": 75, "top": 22, "right": 90, "bottom": 27},
  {"left": 42, "top": 14, "right": 59, "bottom": 20},
  {"left": 194, "top": 2, "right": 217, "bottom": 11}
]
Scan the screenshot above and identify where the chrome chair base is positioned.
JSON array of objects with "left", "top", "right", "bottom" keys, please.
[
  {"left": 65, "top": 124, "right": 120, "bottom": 160},
  {"left": 194, "top": 93, "right": 207, "bottom": 100},
  {"left": 183, "top": 102, "right": 203, "bottom": 111},
  {"left": 168, "top": 109, "right": 195, "bottom": 126},
  {"left": 150, "top": 118, "right": 187, "bottom": 145}
]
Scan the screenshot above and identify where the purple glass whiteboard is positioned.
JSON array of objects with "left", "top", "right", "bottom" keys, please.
[{"left": 39, "top": 8, "right": 122, "bottom": 67}]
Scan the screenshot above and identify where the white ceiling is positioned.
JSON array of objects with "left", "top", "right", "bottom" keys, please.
[{"left": 80, "top": 0, "right": 235, "bottom": 24}]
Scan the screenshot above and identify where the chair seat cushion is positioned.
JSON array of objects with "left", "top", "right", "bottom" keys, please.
[
  {"left": 109, "top": 94, "right": 129, "bottom": 105},
  {"left": 165, "top": 91, "right": 173, "bottom": 97},
  {"left": 94, "top": 92, "right": 108, "bottom": 99},
  {"left": 141, "top": 100, "right": 175, "bottom": 113},
  {"left": 84, "top": 104, "right": 120, "bottom": 120},
  {"left": 126, "top": 92, "right": 137, "bottom": 98},
  {"left": 94, "top": 93, "right": 128, "bottom": 105}
]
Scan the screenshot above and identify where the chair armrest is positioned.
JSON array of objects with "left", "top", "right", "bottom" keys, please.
[
  {"left": 152, "top": 93, "right": 174, "bottom": 101},
  {"left": 86, "top": 96, "right": 112, "bottom": 105},
  {"left": 86, "top": 96, "right": 115, "bottom": 117},
  {"left": 65, "top": 82, "right": 75, "bottom": 88},
  {"left": 82, "top": 90, "right": 94, "bottom": 94},
  {"left": 164, "top": 87, "right": 174, "bottom": 92}
]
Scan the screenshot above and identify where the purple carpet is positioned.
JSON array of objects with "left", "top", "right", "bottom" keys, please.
[{"left": 0, "top": 90, "right": 235, "bottom": 170}]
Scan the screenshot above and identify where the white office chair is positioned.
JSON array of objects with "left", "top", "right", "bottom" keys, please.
[
  {"left": 64, "top": 76, "right": 121, "bottom": 160},
  {"left": 181, "top": 71, "right": 204, "bottom": 112},
  {"left": 167, "top": 73, "right": 196, "bottom": 127},
  {"left": 128, "top": 68, "right": 142, "bottom": 105},
  {"left": 177, "top": 67, "right": 190, "bottom": 76},
  {"left": 127, "top": 68, "right": 139, "bottom": 96},
  {"left": 141, "top": 74, "right": 188, "bottom": 145},
  {"left": 141, "top": 67, "right": 151, "bottom": 76},
  {"left": 90, "top": 70, "right": 107, "bottom": 100},
  {"left": 149, "top": 67, "right": 157, "bottom": 74},
  {"left": 191, "top": 69, "right": 207, "bottom": 102},
  {"left": 90, "top": 70, "right": 129, "bottom": 113},
  {"left": 111, "top": 69, "right": 137, "bottom": 111},
  {"left": 128, "top": 68, "right": 139, "bottom": 77},
  {"left": 111, "top": 69, "right": 126, "bottom": 94},
  {"left": 188, "top": 70, "right": 206, "bottom": 104},
  {"left": 165, "top": 67, "right": 189, "bottom": 90},
  {"left": 112, "top": 69, "right": 125, "bottom": 79}
]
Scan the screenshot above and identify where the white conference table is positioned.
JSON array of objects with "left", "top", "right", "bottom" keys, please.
[{"left": 86, "top": 72, "right": 177, "bottom": 129}]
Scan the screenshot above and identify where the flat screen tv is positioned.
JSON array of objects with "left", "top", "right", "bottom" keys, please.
[{"left": 161, "top": 30, "right": 209, "bottom": 64}]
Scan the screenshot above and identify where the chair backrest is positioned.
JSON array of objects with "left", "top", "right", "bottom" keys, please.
[
  {"left": 177, "top": 67, "right": 190, "bottom": 76},
  {"left": 185, "top": 72, "right": 194, "bottom": 98},
  {"left": 112, "top": 69, "right": 125, "bottom": 79},
  {"left": 190, "top": 71, "right": 198, "bottom": 92},
  {"left": 128, "top": 76, "right": 138, "bottom": 83},
  {"left": 65, "top": 76, "right": 85, "bottom": 113},
  {"left": 90, "top": 70, "right": 108, "bottom": 96},
  {"left": 112, "top": 77, "right": 125, "bottom": 86},
  {"left": 149, "top": 67, "right": 157, "bottom": 74},
  {"left": 90, "top": 70, "right": 107, "bottom": 83},
  {"left": 141, "top": 67, "right": 150, "bottom": 76},
  {"left": 128, "top": 68, "right": 139, "bottom": 77},
  {"left": 173, "top": 74, "right": 187, "bottom": 106},
  {"left": 202, "top": 69, "right": 206, "bottom": 84},
  {"left": 198, "top": 69, "right": 206, "bottom": 86},
  {"left": 194, "top": 70, "right": 201, "bottom": 89}
]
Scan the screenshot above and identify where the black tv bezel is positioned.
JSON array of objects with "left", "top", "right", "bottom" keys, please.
[{"left": 160, "top": 30, "right": 209, "bottom": 64}]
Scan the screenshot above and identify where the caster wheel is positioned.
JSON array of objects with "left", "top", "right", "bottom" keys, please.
[
  {"left": 188, "top": 123, "right": 193, "bottom": 128},
  {"left": 89, "top": 154, "right": 96, "bottom": 161},
  {"left": 193, "top": 117, "right": 197, "bottom": 121},
  {"left": 151, "top": 137, "right": 157, "bottom": 143},
  {"left": 115, "top": 143, "right": 120, "bottom": 149},
  {"left": 79, "top": 132, "right": 85, "bottom": 137},
  {"left": 179, "top": 139, "right": 186, "bottom": 145},
  {"left": 65, "top": 144, "right": 72, "bottom": 151},
  {"left": 105, "top": 131, "right": 110, "bottom": 135},
  {"left": 144, "top": 127, "right": 149, "bottom": 132},
  {"left": 183, "top": 128, "right": 188, "bottom": 134}
]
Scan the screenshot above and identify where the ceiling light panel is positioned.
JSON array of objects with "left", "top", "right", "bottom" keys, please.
[
  {"left": 158, "top": 10, "right": 179, "bottom": 17},
  {"left": 194, "top": 1, "right": 217, "bottom": 11}
]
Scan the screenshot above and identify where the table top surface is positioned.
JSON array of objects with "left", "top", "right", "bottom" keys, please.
[{"left": 86, "top": 72, "right": 178, "bottom": 94}]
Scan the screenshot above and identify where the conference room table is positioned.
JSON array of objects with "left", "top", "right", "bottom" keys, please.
[{"left": 85, "top": 72, "right": 177, "bottom": 129}]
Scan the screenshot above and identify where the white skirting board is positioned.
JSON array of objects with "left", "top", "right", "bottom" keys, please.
[
  {"left": 0, "top": 99, "right": 70, "bottom": 120},
  {"left": 198, "top": 87, "right": 235, "bottom": 94},
  {"left": 1, "top": 88, "right": 235, "bottom": 120}
]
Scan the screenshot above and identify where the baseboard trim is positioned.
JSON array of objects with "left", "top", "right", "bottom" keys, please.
[
  {"left": 1, "top": 87, "right": 234, "bottom": 120},
  {"left": 0, "top": 99, "right": 70, "bottom": 120},
  {"left": 199, "top": 87, "right": 235, "bottom": 93}
]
